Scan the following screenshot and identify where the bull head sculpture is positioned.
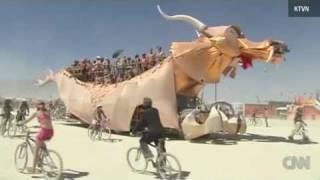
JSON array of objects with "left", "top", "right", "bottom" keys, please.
[{"left": 157, "top": 5, "right": 289, "bottom": 96}]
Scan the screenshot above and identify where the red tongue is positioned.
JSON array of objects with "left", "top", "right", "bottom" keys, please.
[{"left": 239, "top": 55, "right": 253, "bottom": 69}]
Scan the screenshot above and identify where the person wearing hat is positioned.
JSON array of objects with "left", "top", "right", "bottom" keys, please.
[
  {"left": 21, "top": 101, "right": 54, "bottom": 173},
  {"left": 132, "top": 97, "right": 165, "bottom": 161}
]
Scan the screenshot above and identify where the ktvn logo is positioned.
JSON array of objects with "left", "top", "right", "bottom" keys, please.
[
  {"left": 282, "top": 156, "right": 311, "bottom": 170},
  {"left": 288, "top": 0, "right": 319, "bottom": 17},
  {"left": 293, "top": 5, "right": 310, "bottom": 13}
]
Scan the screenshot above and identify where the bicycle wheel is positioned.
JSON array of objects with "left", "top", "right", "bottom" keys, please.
[
  {"left": 106, "top": 127, "right": 112, "bottom": 139},
  {"left": 41, "top": 149, "right": 63, "bottom": 180},
  {"left": 0, "top": 122, "right": 4, "bottom": 136},
  {"left": 1, "top": 120, "right": 10, "bottom": 137},
  {"left": 19, "top": 125, "right": 28, "bottom": 135},
  {"left": 0, "top": 120, "right": 7, "bottom": 136},
  {"left": 157, "top": 153, "right": 182, "bottom": 180},
  {"left": 88, "top": 125, "right": 98, "bottom": 141},
  {"left": 101, "top": 127, "right": 112, "bottom": 140},
  {"left": 8, "top": 123, "right": 17, "bottom": 138},
  {"left": 126, "top": 147, "right": 147, "bottom": 173},
  {"left": 14, "top": 142, "right": 28, "bottom": 172},
  {"left": 6, "top": 120, "right": 14, "bottom": 137}
]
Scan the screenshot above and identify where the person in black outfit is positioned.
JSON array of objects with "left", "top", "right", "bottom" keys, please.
[
  {"left": 288, "top": 106, "right": 309, "bottom": 141},
  {"left": 16, "top": 101, "right": 30, "bottom": 122},
  {"left": 1, "top": 99, "right": 13, "bottom": 135},
  {"left": 133, "top": 97, "right": 165, "bottom": 161}
]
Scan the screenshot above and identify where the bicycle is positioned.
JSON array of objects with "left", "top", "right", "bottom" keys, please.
[
  {"left": 8, "top": 115, "right": 28, "bottom": 138},
  {"left": 127, "top": 132, "right": 182, "bottom": 180},
  {"left": 14, "top": 131, "right": 63, "bottom": 180},
  {"left": 87, "top": 119, "right": 111, "bottom": 141},
  {"left": 8, "top": 121, "right": 28, "bottom": 138}
]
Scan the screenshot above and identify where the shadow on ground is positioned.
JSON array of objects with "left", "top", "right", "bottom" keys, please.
[
  {"left": 191, "top": 133, "right": 318, "bottom": 145},
  {"left": 31, "top": 169, "right": 89, "bottom": 180},
  {"left": 58, "top": 122, "right": 89, "bottom": 128},
  {"left": 59, "top": 121, "right": 183, "bottom": 141},
  {"left": 100, "top": 138, "right": 122, "bottom": 143},
  {"left": 142, "top": 170, "right": 190, "bottom": 180},
  {"left": 61, "top": 169, "right": 89, "bottom": 179},
  {"left": 58, "top": 121, "right": 318, "bottom": 145}
]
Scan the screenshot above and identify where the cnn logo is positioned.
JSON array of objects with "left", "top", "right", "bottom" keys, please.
[{"left": 282, "top": 156, "right": 311, "bottom": 170}]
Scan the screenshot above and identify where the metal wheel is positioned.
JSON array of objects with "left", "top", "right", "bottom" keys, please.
[
  {"left": 106, "top": 127, "right": 112, "bottom": 139},
  {"left": 100, "top": 127, "right": 112, "bottom": 140},
  {"left": 14, "top": 143, "right": 28, "bottom": 172},
  {"left": 0, "top": 121, "right": 5, "bottom": 136},
  {"left": 88, "top": 125, "right": 98, "bottom": 141},
  {"left": 41, "top": 149, "right": 63, "bottom": 180},
  {"left": 157, "top": 153, "right": 182, "bottom": 180},
  {"left": 20, "top": 125, "right": 28, "bottom": 135},
  {"left": 211, "top": 101, "right": 235, "bottom": 118},
  {"left": 126, "top": 147, "right": 148, "bottom": 173},
  {"left": 99, "top": 120, "right": 112, "bottom": 140},
  {"left": 8, "top": 122, "right": 17, "bottom": 138},
  {"left": 0, "top": 118, "right": 2, "bottom": 130},
  {"left": 3, "top": 120, "right": 12, "bottom": 137}
]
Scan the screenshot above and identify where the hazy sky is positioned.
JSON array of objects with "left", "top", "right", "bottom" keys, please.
[{"left": 0, "top": 0, "right": 319, "bottom": 102}]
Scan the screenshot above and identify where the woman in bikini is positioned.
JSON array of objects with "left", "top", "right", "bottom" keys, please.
[{"left": 22, "top": 101, "right": 54, "bottom": 173}]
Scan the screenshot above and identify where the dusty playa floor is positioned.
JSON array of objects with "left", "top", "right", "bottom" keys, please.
[{"left": 0, "top": 119, "right": 319, "bottom": 180}]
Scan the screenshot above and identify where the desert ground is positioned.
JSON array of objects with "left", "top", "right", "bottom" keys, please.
[{"left": 1, "top": 117, "right": 319, "bottom": 180}]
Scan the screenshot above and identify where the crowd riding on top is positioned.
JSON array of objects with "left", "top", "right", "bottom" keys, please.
[{"left": 66, "top": 47, "right": 167, "bottom": 85}]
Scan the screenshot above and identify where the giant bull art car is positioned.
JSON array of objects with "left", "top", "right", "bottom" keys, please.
[{"left": 37, "top": 6, "right": 289, "bottom": 139}]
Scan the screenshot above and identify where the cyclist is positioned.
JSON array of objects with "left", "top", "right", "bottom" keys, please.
[
  {"left": 16, "top": 101, "right": 30, "bottom": 123},
  {"left": 132, "top": 97, "right": 166, "bottom": 161},
  {"left": 93, "top": 105, "right": 108, "bottom": 129},
  {"left": 288, "top": 106, "right": 309, "bottom": 141},
  {"left": 21, "top": 101, "right": 54, "bottom": 173},
  {"left": 1, "top": 99, "right": 14, "bottom": 135}
]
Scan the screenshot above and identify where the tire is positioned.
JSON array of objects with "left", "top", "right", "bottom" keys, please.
[
  {"left": 101, "top": 127, "right": 112, "bottom": 140},
  {"left": 14, "top": 143, "right": 28, "bottom": 173},
  {"left": 3, "top": 121, "right": 10, "bottom": 137},
  {"left": 88, "top": 125, "right": 98, "bottom": 141},
  {"left": 8, "top": 123, "right": 17, "bottom": 138},
  {"left": 1, "top": 119, "right": 9, "bottom": 137},
  {"left": 20, "top": 125, "right": 28, "bottom": 135},
  {"left": 211, "top": 101, "right": 235, "bottom": 118},
  {"left": 126, "top": 147, "right": 147, "bottom": 173},
  {"left": 41, "top": 149, "right": 63, "bottom": 180},
  {"left": 106, "top": 127, "right": 112, "bottom": 139},
  {"left": 0, "top": 120, "right": 5, "bottom": 136},
  {"left": 157, "top": 153, "right": 182, "bottom": 180}
]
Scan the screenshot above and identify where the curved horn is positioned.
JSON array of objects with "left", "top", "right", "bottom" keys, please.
[{"left": 157, "top": 5, "right": 207, "bottom": 33}]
